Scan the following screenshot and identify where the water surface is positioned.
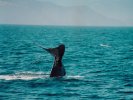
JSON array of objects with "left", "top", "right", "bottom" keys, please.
[{"left": 0, "top": 25, "right": 133, "bottom": 100}]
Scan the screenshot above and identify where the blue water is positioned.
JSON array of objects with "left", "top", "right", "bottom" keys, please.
[{"left": 0, "top": 25, "right": 133, "bottom": 100}]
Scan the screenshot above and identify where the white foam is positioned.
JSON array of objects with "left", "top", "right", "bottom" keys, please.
[
  {"left": 0, "top": 71, "right": 49, "bottom": 80},
  {"left": 100, "top": 44, "right": 111, "bottom": 47},
  {"left": 15, "top": 71, "right": 47, "bottom": 75},
  {"left": 0, "top": 71, "right": 84, "bottom": 81},
  {"left": 66, "top": 75, "right": 84, "bottom": 79}
]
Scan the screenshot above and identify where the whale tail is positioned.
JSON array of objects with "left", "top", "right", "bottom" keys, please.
[
  {"left": 44, "top": 44, "right": 65, "bottom": 60},
  {"left": 44, "top": 44, "right": 66, "bottom": 77}
]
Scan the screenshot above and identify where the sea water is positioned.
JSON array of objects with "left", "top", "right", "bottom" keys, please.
[{"left": 0, "top": 25, "right": 133, "bottom": 100}]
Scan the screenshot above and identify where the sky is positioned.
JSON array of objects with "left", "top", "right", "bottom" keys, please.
[{"left": 0, "top": 0, "right": 133, "bottom": 26}]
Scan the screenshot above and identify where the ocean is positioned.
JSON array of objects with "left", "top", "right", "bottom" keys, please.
[{"left": 0, "top": 25, "right": 133, "bottom": 100}]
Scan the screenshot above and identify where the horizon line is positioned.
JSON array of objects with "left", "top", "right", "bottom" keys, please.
[{"left": 0, "top": 23, "right": 133, "bottom": 28}]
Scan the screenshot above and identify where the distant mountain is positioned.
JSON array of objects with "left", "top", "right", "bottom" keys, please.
[{"left": 0, "top": 0, "right": 124, "bottom": 26}]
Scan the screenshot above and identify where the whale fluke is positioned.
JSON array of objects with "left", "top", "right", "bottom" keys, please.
[{"left": 44, "top": 44, "right": 66, "bottom": 77}]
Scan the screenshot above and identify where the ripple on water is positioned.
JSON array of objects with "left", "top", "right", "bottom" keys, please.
[{"left": 1, "top": 26, "right": 133, "bottom": 99}]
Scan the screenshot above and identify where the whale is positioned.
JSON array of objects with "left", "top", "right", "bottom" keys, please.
[{"left": 43, "top": 44, "right": 66, "bottom": 77}]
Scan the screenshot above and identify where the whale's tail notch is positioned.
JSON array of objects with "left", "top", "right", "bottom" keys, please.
[{"left": 44, "top": 44, "right": 65, "bottom": 60}]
